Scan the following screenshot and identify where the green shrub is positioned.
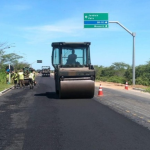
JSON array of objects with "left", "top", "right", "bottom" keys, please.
[
  {"left": 97, "top": 76, "right": 108, "bottom": 82},
  {"left": 107, "top": 76, "right": 126, "bottom": 84},
  {"left": 96, "top": 76, "right": 127, "bottom": 84},
  {"left": 136, "top": 77, "right": 150, "bottom": 86},
  {"left": 145, "top": 87, "right": 150, "bottom": 93},
  {"left": 0, "top": 69, "right": 7, "bottom": 84}
]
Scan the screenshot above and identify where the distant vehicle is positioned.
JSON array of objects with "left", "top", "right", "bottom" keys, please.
[
  {"left": 37, "top": 69, "right": 41, "bottom": 73},
  {"left": 42, "top": 66, "right": 50, "bottom": 77},
  {"left": 51, "top": 42, "right": 95, "bottom": 99}
]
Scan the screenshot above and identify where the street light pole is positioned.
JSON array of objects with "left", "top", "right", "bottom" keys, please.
[
  {"left": 132, "top": 32, "right": 136, "bottom": 85},
  {"left": 109, "top": 21, "right": 136, "bottom": 85}
]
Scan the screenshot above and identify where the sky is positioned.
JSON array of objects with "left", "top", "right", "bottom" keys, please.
[{"left": 0, "top": 0, "right": 150, "bottom": 70}]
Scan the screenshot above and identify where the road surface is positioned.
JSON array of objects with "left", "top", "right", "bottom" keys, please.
[{"left": 0, "top": 75, "right": 150, "bottom": 150}]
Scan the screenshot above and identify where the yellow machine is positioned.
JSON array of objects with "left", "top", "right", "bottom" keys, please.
[{"left": 51, "top": 42, "right": 95, "bottom": 98}]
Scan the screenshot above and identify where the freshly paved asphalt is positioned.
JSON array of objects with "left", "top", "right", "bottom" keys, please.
[{"left": 0, "top": 75, "right": 150, "bottom": 150}]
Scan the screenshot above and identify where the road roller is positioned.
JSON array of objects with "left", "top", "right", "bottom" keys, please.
[{"left": 51, "top": 42, "right": 95, "bottom": 98}]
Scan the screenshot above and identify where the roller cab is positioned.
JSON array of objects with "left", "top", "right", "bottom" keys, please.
[{"left": 51, "top": 42, "right": 95, "bottom": 98}]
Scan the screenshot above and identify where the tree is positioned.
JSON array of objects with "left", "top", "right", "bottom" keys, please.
[
  {"left": 0, "top": 42, "right": 9, "bottom": 68},
  {"left": 13, "top": 61, "right": 30, "bottom": 70},
  {"left": 124, "top": 66, "right": 132, "bottom": 84},
  {"left": 0, "top": 42, "right": 26, "bottom": 69},
  {"left": 111, "top": 62, "right": 130, "bottom": 77},
  {"left": 94, "top": 65, "right": 104, "bottom": 80},
  {"left": 2, "top": 53, "right": 23, "bottom": 64}
]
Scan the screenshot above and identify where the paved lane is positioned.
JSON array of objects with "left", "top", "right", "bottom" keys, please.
[
  {"left": 0, "top": 76, "right": 150, "bottom": 150},
  {"left": 95, "top": 87, "right": 150, "bottom": 130}
]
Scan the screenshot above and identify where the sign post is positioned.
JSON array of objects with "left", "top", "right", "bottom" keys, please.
[
  {"left": 109, "top": 21, "right": 136, "bottom": 85},
  {"left": 6, "top": 65, "right": 14, "bottom": 84},
  {"left": 9, "top": 64, "right": 11, "bottom": 84},
  {"left": 84, "top": 13, "right": 136, "bottom": 85},
  {"left": 84, "top": 13, "right": 109, "bottom": 28}
]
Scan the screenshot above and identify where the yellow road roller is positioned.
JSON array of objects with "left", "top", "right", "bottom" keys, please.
[{"left": 51, "top": 42, "right": 95, "bottom": 98}]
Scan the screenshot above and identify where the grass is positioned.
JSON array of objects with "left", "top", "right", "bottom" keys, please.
[
  {"left": 0, "top": 83, "right": 13, "bottom": 92},
  {"left": 145, "top": 87, "right": 150, "bottom": 93}
]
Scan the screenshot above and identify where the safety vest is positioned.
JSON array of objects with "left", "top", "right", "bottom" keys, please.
[
  {"left": 18, "top": 72, "right": 24, "bottom": 80},
  {"left": 13, "top": 73, "right": 18, "bottom": 80},
  {"left": 6, "top": 74, "right": 9, "bottom": 79},
  {"left": 29, "top": 73, "right": 34, "bottom": 80},
  {"left": 33, "top": 73, "right": 35, "bottom": 80}
]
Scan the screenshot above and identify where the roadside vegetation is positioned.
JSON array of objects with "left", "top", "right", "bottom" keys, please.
[
  {"left": 94, "top": 61, "right": 150, "bottom": 93},
  {"left": 0, "top": 84, "right": 13, "bottom": 92},
  {"left": 0, "top": 42, "right": 30, "bottom": 91},
  {"left": 145, "top": 87, "right": 150, "bottom": 93}
]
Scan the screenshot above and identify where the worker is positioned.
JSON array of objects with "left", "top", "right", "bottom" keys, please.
[
  {"left": 29, "top": 70, "right": 34, "bottom": 89},
  {"left": 66, "top": 49, "right": 80, "bottom": 65},
  {"left": 66, "top": 49, "right": 77, "bottom": 64},
  {"left": 33, "top": 70, "right": 36, "bottom": 86},
  {"left": 11, "top": 71, "right": 14, "bottom": 84},
  {"left": 12, "top": 71, "right": 18, "bottom": 88},
  {"left": 18, "top": 69, "right": 25, "bottom": 88},
  {"left": 25, "top": 70, "right": 29, "bottom": 78},
  {"left": 17, "top": 70, "right": 19, "bottom": 87}
]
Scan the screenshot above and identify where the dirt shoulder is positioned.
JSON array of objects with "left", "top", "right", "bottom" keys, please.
[{"left": 95, "top": 81, "right": 147, "bottom": 90}]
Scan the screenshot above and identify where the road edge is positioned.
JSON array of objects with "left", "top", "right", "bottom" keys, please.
[{"left": 0, "top": 86, "right": 14, "bottom": 96}]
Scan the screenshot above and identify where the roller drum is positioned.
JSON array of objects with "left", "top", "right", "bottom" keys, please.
[{"left": 59, "top": 80, "right": 95, "bottom": 99}]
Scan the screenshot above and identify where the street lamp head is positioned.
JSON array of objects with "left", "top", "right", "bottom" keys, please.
[{"left": 132, "top": 32, "right": 136, "bottom": 37}]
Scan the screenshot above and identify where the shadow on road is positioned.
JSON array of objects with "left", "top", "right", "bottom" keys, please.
[{"left": 34, "top": 92, "right": 59, "bottom": 99}]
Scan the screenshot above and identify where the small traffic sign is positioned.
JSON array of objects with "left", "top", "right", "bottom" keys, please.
[
  {"left": 84, "top": 13, "right": 109, "bottom": 28},
  {"left": 84, "top": 25, "right": 108, "bottom": 28},
  {"left": 6, "top": 65, "right": 14, "bottom": 72},
  {"left": 84, "top": 21, "right": 108, "bottom": 25},
  {"left": 37, "top": 60, "right": 42, "bottom": 63}
]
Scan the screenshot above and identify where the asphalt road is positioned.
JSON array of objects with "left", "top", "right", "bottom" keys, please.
[{"left": 0, "top": 75, "right": 150, "bottom": 150}]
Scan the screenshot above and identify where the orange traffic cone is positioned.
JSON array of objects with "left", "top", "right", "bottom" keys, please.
[
  {"left": 125, "top": 81, "right": 128, "bottom": 90},
  {"left": 98, "top": 84, "right": 103, "bottom": 96}
]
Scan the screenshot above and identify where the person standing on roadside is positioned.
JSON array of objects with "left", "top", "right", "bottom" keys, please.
[
  {"left": 17, "top": 70, "right": 19, "bottom": 87},
  {"left": 33, "top": 70, "right": 36, "bottom": 86},
  {"left": 29, "top": 70, "right": 34, "bottom": 89},
  {"left": 25, "top": 70, "right": 29, "bottom": 78},
  {"left": 12, "top": 71, "right": 18, "bottom": 88},
  {"left": 18, "top": 69, "right": 25, "bottom": 88}
]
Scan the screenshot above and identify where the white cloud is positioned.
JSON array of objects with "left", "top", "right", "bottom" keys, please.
[
  {"left": 22, "top": 18, "right": 84, "bottom": 44},
  {"left": 24, "top": 17, "right": 82, "bottom": 33},
  {"left": 20, "top": 17, "right": 125, "bottom": 44}
]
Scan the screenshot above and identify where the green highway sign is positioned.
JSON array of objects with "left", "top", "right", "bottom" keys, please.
[
  {"left": 84, "top": 13, "right": 108, "bottom": 20},
  {"left": 84, "top": 25, "right": 108, "bottom": 28},
  {"left": 84, "top": 13, "right": 109, "bottom": 28}
]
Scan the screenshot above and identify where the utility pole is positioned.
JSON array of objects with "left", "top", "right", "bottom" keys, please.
[{"left": 109, "top": 21, "right": 136, "bottom": 85}]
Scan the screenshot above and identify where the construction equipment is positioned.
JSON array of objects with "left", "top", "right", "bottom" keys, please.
[
  {"left": 42, "top": 66, "right": 50, "bottom": 77},
  {"left": 23, "top": 67, "right": 36, "bottom": 86},
  {"left": 51, "top": 42, "right": 95, "bottom": 98}
]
